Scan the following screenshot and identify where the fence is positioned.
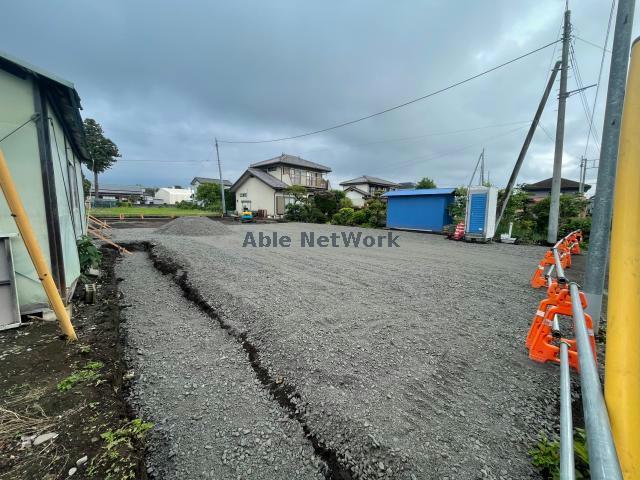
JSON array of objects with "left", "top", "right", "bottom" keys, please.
[{"left": 525, "top": 230, "right": 622, "bottom": 479}]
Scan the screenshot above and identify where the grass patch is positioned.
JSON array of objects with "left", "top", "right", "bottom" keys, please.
[
  {"left": 57, "top": 361, "right": 104, "bottom": 392},
  {"left": 530, "top": 428, "right": 589, "bottom": 479},
  {"left": 89, "top": 206, "right": 220, "bottom": 217},
  {"left": 88, "top": 419, "right": 154, "bottom": 479}
]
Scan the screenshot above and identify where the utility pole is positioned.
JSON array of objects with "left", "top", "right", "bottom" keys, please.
[
  {"left": 578, "top": 156, "right": 586, "bottom": 194},
  {"left": 547, "top": 7, "right": 571, "bottom": 244},
  {"left": 495, "top": 61, "right": 562, "bottom": 230},
  {"left": 480, "top": 148, "right": 485, "bottom": 185},
  {"left": 584, "top": 0, "right": 636, "bottom": 332},
  {"left": 214, "top": 138, "right": 226, "bottom": 216}
]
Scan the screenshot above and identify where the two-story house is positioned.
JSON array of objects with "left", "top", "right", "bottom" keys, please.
[
  {"left": 339, "top": 175, "right": 399, "bottom": 207},
  {"left": 230, "top": 154, "right": 331, "bottom": 217}
]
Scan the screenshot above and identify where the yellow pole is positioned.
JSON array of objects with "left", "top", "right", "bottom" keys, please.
[
  {"left": 0, "top": 148, "right": 77, "bottom": 341},
  {"left": 605, "top": 37, "right": 640, "bottom": 478}
]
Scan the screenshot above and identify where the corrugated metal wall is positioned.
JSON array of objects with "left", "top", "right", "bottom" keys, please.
[{"left": 386, "top": 194, "right": 454, "bottom": 232}]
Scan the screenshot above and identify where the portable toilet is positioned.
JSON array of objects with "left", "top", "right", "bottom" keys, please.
[{"left": 464, "top": 186, "right": 498, "bottom": 241}]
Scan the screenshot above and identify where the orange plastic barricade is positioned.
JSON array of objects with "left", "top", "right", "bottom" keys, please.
[
  {"left": 526, "top": 281, "right": 564, "bottom": 348},
  {"left": 531, "top": 250, "right": 556, "bottom": 288},
  {"left": 527, "top": 287, "right": 597, "bottom": 371}
]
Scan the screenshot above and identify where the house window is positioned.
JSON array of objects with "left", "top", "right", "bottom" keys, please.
[
  {"left": 239, "top": 193, "right": 247, "bottom": 198},
  {"left": 241, "top": 200, "right": 252, "bottom": 210}
]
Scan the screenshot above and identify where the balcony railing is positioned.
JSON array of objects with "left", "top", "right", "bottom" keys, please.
[{"left": 288, "top": 175, "right": 328, "bottom": 189}]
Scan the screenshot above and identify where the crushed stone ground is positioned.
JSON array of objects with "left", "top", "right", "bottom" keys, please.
[
  {"left": 114, "top": 223, "right": 565, "bottom": 479},
  {"left": 117, "top": 252, "right": 324, "bottom": 480},
  {"left": 154, "top": 216, "right": 230, "bottom": 236}
]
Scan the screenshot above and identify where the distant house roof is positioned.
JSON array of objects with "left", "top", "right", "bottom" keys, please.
[
  {"left": 190, "top": 177, "right": 232, "bottom": 187},
  {"left": 523, "top": 178, "right": 591, "bottom": 192},
  {"left": 250, "top": 154, "right": 331, "bottom": 172},
  {"left": 230, "top": 167, "right": 289, "bottom": 192},
  {"left": 397, "top": 182, "right": 416, "bottom": 189},
  {"left": 383, "top": 188, "right": 456, "bottom": 197},
  {"left": 91, "top": 185, "right": 145, "bottom": 195},
  {"left": 343, "top": 186, "right": 370, "bottom": 196},
  {"left": 0, "top": 50, "right": 90, "bottom": 162},
  {"left": 340, "top": 175, "right": 399, "bottom": 187}
]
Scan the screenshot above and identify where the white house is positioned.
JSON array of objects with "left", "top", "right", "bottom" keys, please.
[
  {"left": 230, "top": 154, "right": 331, "bottom": 217},
  {"left": 339, "top": 175, "right": 399, "bottom": 207},
  {"left": 0, "top": 50, "right": 89, "bottom": 323},
  {"left": 190, "top": 177, "right": 232, "bottom": 190},
  {"left": 154, "top": 187, "right": 193, "bottom": 205}
]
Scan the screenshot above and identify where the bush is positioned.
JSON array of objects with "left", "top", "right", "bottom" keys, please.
[
  {"left": 351, "top": 209, "right": 370, "bottom": 225},
  {"left": 116, "top": 200, "right": 131, "bottom": 208},
  {"left": 560, "top": 216, "right": 591, "bottom": 239},
  {"left": 331, "top": 208, "right": 355, "bottom": 225},
  {"left": 77, "top": 236, "right": 102, "bottom": 273},
  {"left": 176, "top": 200, "right": 196, "bottom": 210}
]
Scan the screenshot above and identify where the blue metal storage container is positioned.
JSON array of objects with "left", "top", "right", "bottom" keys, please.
[{"left": 382, "top": 188, "right": 455, "bottom": 232}]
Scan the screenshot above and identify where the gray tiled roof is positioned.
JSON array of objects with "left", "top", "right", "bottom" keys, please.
[
  {"left": 250, "top": 154, "right": 331, "bottom": 172},
  {"left": 191, "top": 177, "right": 232, "bottom": 186},
  {"left": 231, "top": 168, "right": 289, "bottom": 191},
  {"left": 523, "top": 177, "right": 590, "bottom": 192},
  {"left": 340, "top": 175, "right": 399, "bottom": 187}
]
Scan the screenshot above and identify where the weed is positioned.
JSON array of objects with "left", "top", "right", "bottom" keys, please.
[
  {"left": 88, "top": 419, "right": 153, "bottom": 479},
  {"left": 79, "top": 345, "right": 92, "bottom": 354},
  {"left": 57, "top": 361, "right": 104, "bottom": 392},
  {"left": 530, "top": 428, "right": 589, "bottom": 479}
]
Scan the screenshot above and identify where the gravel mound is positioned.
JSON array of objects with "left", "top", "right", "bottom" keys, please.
[{"left": 155, "top": 217, "right": 230, "bottom": 236}]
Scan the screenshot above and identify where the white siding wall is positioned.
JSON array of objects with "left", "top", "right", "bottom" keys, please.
[
  {"left": 345, "top": 190, "right": 366, "bottom": 207},
  {"left": 234, "top": 176, "right": 276, "bottom": 215}
]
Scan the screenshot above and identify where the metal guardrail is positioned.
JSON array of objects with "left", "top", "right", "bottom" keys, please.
[{"left": 546, "top": 231, "right": 622, "bottom": 480}]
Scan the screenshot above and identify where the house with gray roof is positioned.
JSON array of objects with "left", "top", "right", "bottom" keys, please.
[
  {"left": 230, "top": 154, "right": 331, "bottom": 217},
  {"left": 339, "top": 175, "right": 399, "bottom": 207},
  {"left": 190, "top": 176, "right": 232, "bottom": 190}
]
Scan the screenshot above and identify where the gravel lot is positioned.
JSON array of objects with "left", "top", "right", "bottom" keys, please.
[{"left": 115, "top": 219, "right": 565, "bottom": 479}]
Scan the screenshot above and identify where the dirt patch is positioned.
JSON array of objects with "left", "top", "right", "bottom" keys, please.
[
  {"left": 0, "top": 248, "right": 148, "bottom": 480},
  {"left": 154, "top": 217, "right": 230, "bottom": 236}
]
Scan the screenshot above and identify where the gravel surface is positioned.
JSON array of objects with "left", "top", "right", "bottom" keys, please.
[
  {"left": 155, "top": 217, "right": 230, "bottom": 236},
  {"left": 114, "top": 223, "right": 563, "bottom": 479},
  {"left": 117, "top": 252, "right": 325, "bottom": 480}
]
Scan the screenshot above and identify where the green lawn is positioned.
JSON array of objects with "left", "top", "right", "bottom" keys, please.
[{"left": 89, "top": 206, "right": 221, "bottom": 218}]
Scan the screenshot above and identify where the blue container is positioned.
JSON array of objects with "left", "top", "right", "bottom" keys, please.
[
  {"left": 383, "top": 188, "right": 455, "bottom": 232},
  {"left": 467, "top": 192, "right": 487, "bottom": 234}
]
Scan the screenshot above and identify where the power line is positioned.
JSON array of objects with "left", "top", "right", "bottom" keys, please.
[
  {"left": 218, "top": 39, "right": 561, "bottom": 144},
  {"left": 570, "top": 41, "right": 601, "bottom": 152},
  {"left": 574, "top": 36, "right": 612, "bottom": 54},
  {"left": 583, "top": 0, "right": 615, "bottom": 158}
]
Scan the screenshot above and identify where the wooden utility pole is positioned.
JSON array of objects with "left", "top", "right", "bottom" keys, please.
[
  {"left": 547, "top": 7, "right": 571, "bottom": 244},
  {"left": 214, "top": 138, "right": 226, "bottom": 216},
  {"left": 495, "top": 61, "right": 562, "bottom": 230}
]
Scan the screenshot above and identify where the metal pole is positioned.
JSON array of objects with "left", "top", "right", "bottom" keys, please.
[
  {"left": 569, "top": 282, "right": 622, "bottom": 479},
  {"left": 553, "top": 248, "right": 566, "bottom": 283},
  {"left": 604, "top": 35, "right": 640, "bottom": 478},
  {"left": 495, "top": 61, "right": 562, "bottom": 230},
  {"left": 578, "top": 157, "right": 585, "bottom": 194},
  {"left": 547, "top": 8, "right": 571, "bottom": 244},
  {"left": 584, "top": 0, "right": 636, "bottom": 332},
  {"left": 480, "top": 148, "right": 485, "bottom": 185},
  {"left": 214, "top": 138, "right": 226, "bottom": 216},
  {"left": 559, "top": 340, "right": 575, "bottom": 480}
]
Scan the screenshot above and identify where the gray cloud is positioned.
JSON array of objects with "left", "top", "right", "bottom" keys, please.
[{"left": 2, "top": 0, "right": 638, "bottom": 191}]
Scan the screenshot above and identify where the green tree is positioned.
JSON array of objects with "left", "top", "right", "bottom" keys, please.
[
  {"left": 531, "top": 194, "right": 589, "bottom": 235},
  {"left": 416, "top": 177, "right": 437, "bottom": 189},
  {"left": 448, "top": 187, "right": 467, "bottom": 223},
  {"left": 195, "top": 183, "right": 222, "bottom": 210},
  {"left": 81, "top": 171, "right": 91, "bottom": 198},
  {"left": 83, "top": 118, "right": 120, "bottom": 198},
  {"left": 284, "top": 185, "right": 309, "bottom": 204}
]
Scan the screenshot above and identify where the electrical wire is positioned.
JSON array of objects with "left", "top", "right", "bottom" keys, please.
[
  {"left": 582, "top": 0, "right": 615, "bottom": 158},
  {"left": 218, "top": 39, "right": 561, "bottom": 144},
  {"left": 574, "top": 36, "right": 612, "bottom": 54},
  {"left": 570, "top": 42, "right": 601, "bottom": 152}
]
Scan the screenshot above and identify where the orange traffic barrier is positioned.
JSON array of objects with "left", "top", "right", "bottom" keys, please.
[
  {"left": 531, "top": 250, "right": 556, "bottom": 288},
  {"left": 527, "top": 285, "right": 596, "bottom": 371}
]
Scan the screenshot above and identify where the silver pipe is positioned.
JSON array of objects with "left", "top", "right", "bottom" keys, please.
[
  {"left": 559, "top": 341, "right": 575, "bottom": 480},
  {"left": 552, "top": 314, "right": 561, "bottom": 335},
  {"left": 569, "top": 282, "right": 622, "bottom": 479},
  {"left": 546, "top": 264, "right": 556, "bottom": 286},
  {"left": 553, "top": 248, "right": 566, "bottom": 283}
]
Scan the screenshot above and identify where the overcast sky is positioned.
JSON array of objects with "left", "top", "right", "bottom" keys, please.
[{"left": 2, "top": 1, "right": 639, "bottom": 192}]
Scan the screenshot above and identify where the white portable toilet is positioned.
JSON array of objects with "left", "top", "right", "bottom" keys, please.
[{"left": 464, "top": 186, "right": 498, "bottom": 241}]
